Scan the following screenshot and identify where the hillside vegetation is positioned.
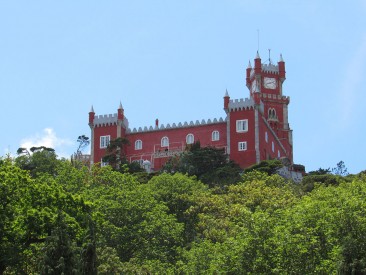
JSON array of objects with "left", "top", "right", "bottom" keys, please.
[{"left": 1, "top": 149, "right": 365, "bottom": 274}]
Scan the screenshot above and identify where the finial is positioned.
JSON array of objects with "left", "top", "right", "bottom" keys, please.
[
  {"left": 247, "top": 60, "right": 252, "bottom": 69},
  {"left": 224, "top": 89, "right": 229, "bottom": 97},
  {"left": 256, "top": 51, "right": 260, "bottom": 59},
  {"left": 90, "top": 105, "right": 94, "bottom": 113},
  {"left": 119, "top": 101, "right": 123, "bottom": 110},
  {"left": 279, "top": 53, "right": 284, "bottom": 62}
]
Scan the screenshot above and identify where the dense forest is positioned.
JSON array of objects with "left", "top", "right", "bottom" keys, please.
[{"left": 1, "top": 144, "right": 366, "bottom": 274}]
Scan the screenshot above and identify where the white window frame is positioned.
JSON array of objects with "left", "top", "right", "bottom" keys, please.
[
  {"left": 238, "top": 141, "right": 247, "bottom": 151},
  {"left": 100, "top": 135, "right": 110, "bottom": 149},
  {"left": 101, "top": 158, "right": 108, "bottom": 167},
  {"left": 186, "top": 133, "right": 194, "bottom": 144},
  {"left": 272, "top": 141, "right": 275, "bottom": 152},
  {"left": 212, "top": 130, "right": 220, "bottom": 141},
  {"left": 236, "top": 119, "right": 248, "bottom": 133},
  {"left": 161, "top": 136, "right": 169, "bottom": 147},
  {"left": 278, "top": 150, "right": 281, "bottom": 158},
  {"left": 265, "top": 131, "right": 268, "bottom": 143},
  {"left": 135, "top": 139, "right": 142, "bottom": 150}
]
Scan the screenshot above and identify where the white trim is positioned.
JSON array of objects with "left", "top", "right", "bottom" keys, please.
[
  {"left": 212, "top": 130, "right": 220, "bottom": 141},
  {"left": 161, "top": 136, "right": 169, "bottom": 147},
  {"left": 186, "top": 133, "right": 194, "bottom": 144},
  {"left": 135, "top": 139, "right": 142, "bottom": 150},
  {"left": 236, "top": 119, "right": 248, "bottom": 133},
  {"left": 238, "top": 141, "right": 247, "bottom": 151},
  {"left": 100, "top": 135, "right": 110, "bottom": 149}
]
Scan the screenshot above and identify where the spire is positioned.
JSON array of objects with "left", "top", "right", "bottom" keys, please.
[
  {"left": 255, "top": 51, "right": 260, "bottom": 59},
  {"left": 90, "top": 105, "right": 94, "bottom": 113},
  {"left": 118, "top": 101, "right": 123, "bottom": 110},
  {"left": 224, "top": 89, "right": 229, "bottom": 97},
  {"left": 247, "top": 60, "right": 252, "bottom": 69},
  {"left": 279, "top": 53, "right": 284, "bottom": 62}
]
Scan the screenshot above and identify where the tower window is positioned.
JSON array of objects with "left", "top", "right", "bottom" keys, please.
[
  {"left": 238, "top": 141, "right": 247, "bottom": 151},
  {"left": 272, "top": 141, "right": 275, "bottom": 152},
  {"left": 161, "top": 136, "right": 169, "bottom": 147},
  {"left": 265, "top": 131, "right": 268, "bottom": 143},
  {"left": 212, "top": 130, "right": 220, "bottom": 141},
  {"left": 186, "top": 134, "right": 194, "bottom": 144},
  {"left": 236, "top": 119, "right": 248, "bottom": 132},
  {"left": 100, "top": 135, "right": 110, "bottom": 149},
  {"left": 268, "top": 108, "right": 277, "bottom": 120},
  {"left": 278, "top": 150, "right": 281, "bottom": 158},
  {"left": 135, "top": 140, "right": 142, "bottom": 150}
]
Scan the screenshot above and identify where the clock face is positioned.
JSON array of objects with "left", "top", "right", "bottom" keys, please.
[{"left": 264, "top": 77, "right": 277, "bottom": 89}]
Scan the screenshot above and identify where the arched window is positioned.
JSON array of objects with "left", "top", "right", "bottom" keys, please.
[
  {"left": 265, "top": 131, "right": 268, "bottom": 143},
  {"left": 135, "top": 139, "right": 142, "bottom": 150},
  {"left": 212, "top": 130, "right": 220, "bottom": 141},
  {"left": 186, "top": 133, "right": 194, "bottom": 144},
  {"left": 268, "top": 108, "right": 277, "bottom": 119},
  {"left": 161, "top": 136, "right": 169, "bottom": 147},
  {"left": 272, "top": 141, "right": 275, "bottom": 152}
]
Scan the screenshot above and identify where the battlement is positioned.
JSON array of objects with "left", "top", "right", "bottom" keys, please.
[
  {"left": 127, "top": 117, "right": 226, "bottom": 134},
  {"left": 93, "top": 113, "right": 129, "bottom": 128},
  {"left": 228, "top": 97, "right": 255, "bottom": 111},
  {"left": 262, "top": 63, "right": 279, "bottom": 74},
  {"left": 260, "top": 93, "right": 290, "bottom": 102},
  {"left": 94, "top": 113, "right": 117, "bottom": 125}
]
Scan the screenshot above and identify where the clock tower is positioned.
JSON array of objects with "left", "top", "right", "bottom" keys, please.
[{"left": 246, "top": 51, "right": 293, "bottom": 161}]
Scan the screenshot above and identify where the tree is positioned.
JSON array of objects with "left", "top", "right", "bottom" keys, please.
[
  {"left": 163, "top": 141, "right": 242, "bottom": 187},
  {"left": 102, "top": 137, "right": 129, "bottom": 168},
  {"left": 244, "top": 159, "right": 283, "bottom": 176},
  {"left": 76, "top": 135, "right": 90, "bottom": 155},
  {"left": 332, "top": 160, "right": 349, "bottom": 176},
  {"left": 15, "top": 146, "right": 59, "bottom": 177}
]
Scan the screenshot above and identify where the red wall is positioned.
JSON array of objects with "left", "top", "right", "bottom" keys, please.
[
  {"left": 125, "top": 122, "right": 227, "bottom": 170},
  {"left": 228, "top": 108, "right": 257, "bottom": 168},
  {"left": 93, "top": 124, "right": 117, "bottom": 164},
  {"left": 258, "top": 115, "right": 287, "bottom": 161}
]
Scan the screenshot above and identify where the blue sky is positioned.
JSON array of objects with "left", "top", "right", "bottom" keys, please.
[{"left": 1, "top": 1, "right": 365, "bottom": 174}]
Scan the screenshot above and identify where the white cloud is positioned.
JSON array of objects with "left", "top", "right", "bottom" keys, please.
[{"left": 20, "top": 128, "right": 73, "bottom": 158}]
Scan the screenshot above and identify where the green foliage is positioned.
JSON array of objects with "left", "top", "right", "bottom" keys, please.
[
  {"left": 332, "top": 160, "right": 349, "bottom": 176},
  {"left": 244, "top": 159, "right": 283, "bottom": 175},
  {"left": 2, "top": 153, "right": 366, "bottom": 274},
  {"left": 163, "top": 141, "right": 242, "bottom": 187},
  {"left": 102, "top": 137, "right": 130, "bottom": 169},
  {"left": 15, "top": 147, "right": 59, "bottom": 177}
]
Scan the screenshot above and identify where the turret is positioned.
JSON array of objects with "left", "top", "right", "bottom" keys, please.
[
  {"left": 117, "top": 101, "right": 124, "bottom": 120},
  {"left": 254, "top": 51, "right": 262, "bottom": 74},
  {"left": 278, "top": 54, "right": 286, "bottom": 80},
  {"left": 89, "top": 105, "right": 95, "bottom": 126},
  {"left": 224, "top": 90, "right": 230, "bottom": 112},
  {"left": 246, "top": 61, "right": 252, "bottom": 88}
]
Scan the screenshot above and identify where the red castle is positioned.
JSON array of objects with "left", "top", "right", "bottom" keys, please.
[{"left": 88, "top": 52, "right": 293, "bottom": 172}]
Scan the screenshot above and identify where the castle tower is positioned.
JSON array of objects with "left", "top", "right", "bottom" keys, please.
[{"left": 247, "top": 52, "right": 293, "bottom": 162}]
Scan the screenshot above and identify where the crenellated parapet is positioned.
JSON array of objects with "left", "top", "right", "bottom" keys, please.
[
  {"left": 93, "top": 113, "right": 129, "bottom": 128},
  {"left": 259, "top": 93, "right": 290, "bottom": 103},
  {"left": 127, "top": 117, "right": 226, "bottom": 134},
  {"left": 228, "top": 97, "right": 256, "bottom": 111},
  {"left": 261, "top": 63, "right": 279, "bottom": 74}
]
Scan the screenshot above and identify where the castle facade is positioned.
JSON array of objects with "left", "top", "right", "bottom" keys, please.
[{"left": 88, "top": 52, "right": 293, "bottom": 171}]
